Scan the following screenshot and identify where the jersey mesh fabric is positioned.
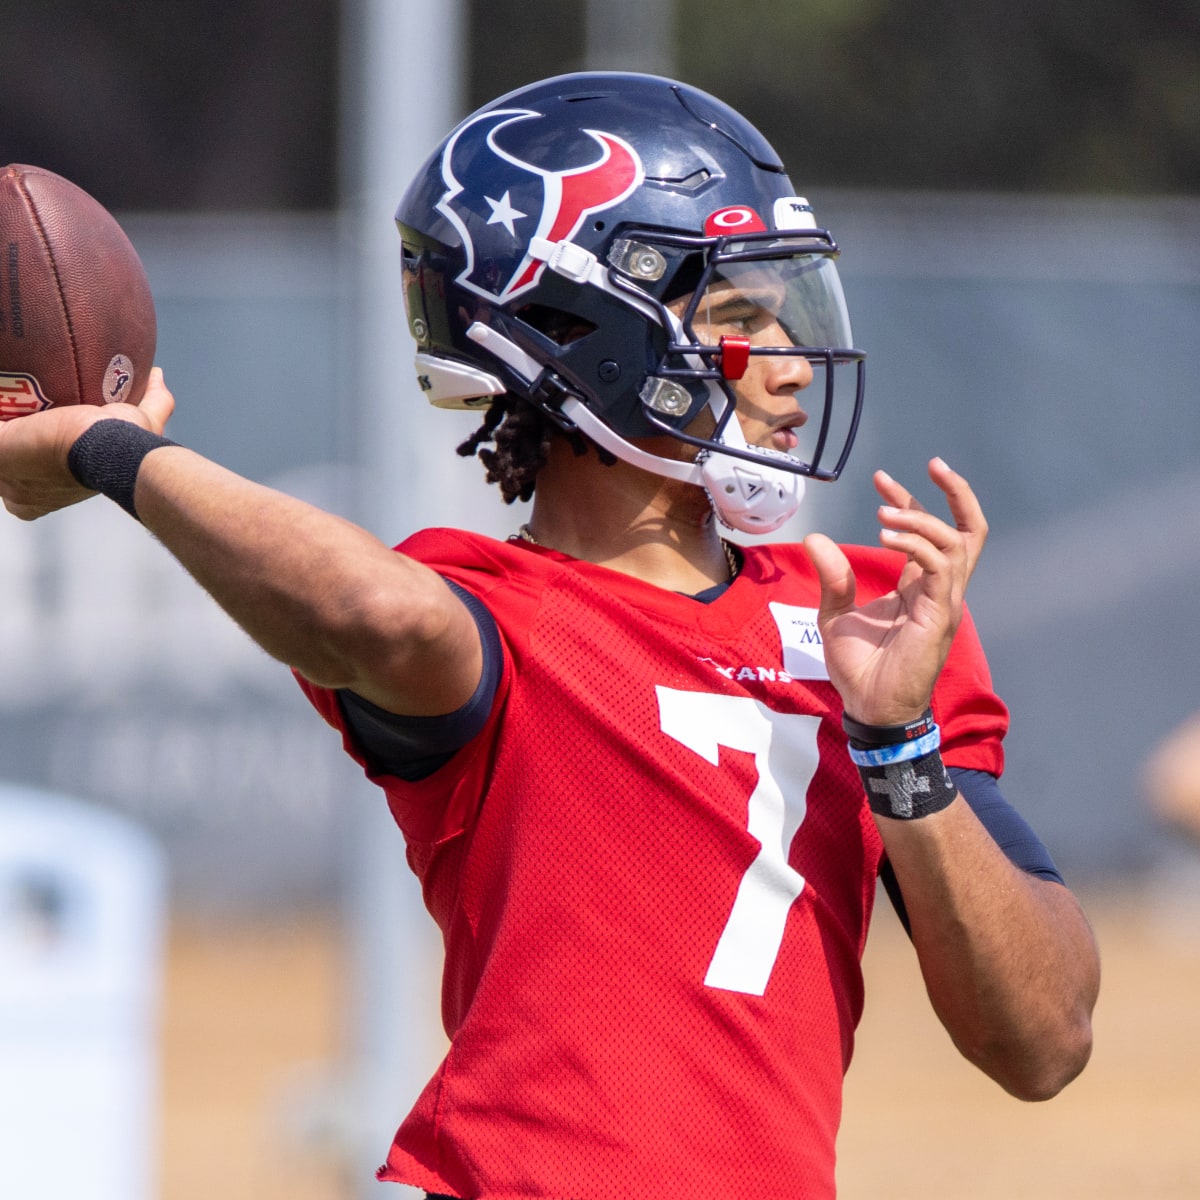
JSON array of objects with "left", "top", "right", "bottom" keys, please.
[{"left": 298, "top": 529, "right": 1007, "bottom": 1200}]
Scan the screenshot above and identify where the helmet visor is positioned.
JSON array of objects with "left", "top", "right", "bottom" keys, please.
[
  {"left": 683, "top": 250, "right": 854, "bottom": 353},
  {"left": 666, "top": 249, "right": 863, "bottom": 480}
]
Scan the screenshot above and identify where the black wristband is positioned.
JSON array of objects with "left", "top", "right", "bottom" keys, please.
[
  {"left": 67, "top": 420, "right": 178, "bottom": 520},
  {"left": 858, "top": 749, "right": 958, "bottom": 820},
  {"left": 843, "top": 707, "right": 936, "bottom": 750}
]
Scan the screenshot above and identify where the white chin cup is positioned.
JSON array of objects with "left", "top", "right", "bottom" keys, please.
[{"left": 700, "top": 448, "right": 805, "bottom": 534}]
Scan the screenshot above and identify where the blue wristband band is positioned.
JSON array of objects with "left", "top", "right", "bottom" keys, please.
[{"left": 847, "top": 725, "right": 941, "bottom": 767}]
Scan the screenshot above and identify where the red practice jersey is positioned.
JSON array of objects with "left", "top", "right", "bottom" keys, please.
[{"left": 300, "top": 529, "right": 1007, "bottom": 1200}]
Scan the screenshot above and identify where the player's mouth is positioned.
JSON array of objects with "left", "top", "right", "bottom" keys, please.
[{"left": 769, "top": 413, "right": 807, "bottom": 452}]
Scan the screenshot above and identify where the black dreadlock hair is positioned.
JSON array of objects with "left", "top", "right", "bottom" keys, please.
[
  {"left": 454, "top": 305, "right": 621, "bottom": 502},
  {"left": 456, "top": 394, "right": 551, "bottom": 504},
  {"left": 456, "top": 392, "right": 616, "bottom": 504}
]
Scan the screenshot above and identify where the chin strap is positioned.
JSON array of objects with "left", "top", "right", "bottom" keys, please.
[
  {"left": 418, "top": 320, "right": 806, "bottom": 535},
  {"left": 559, "top": 397, "right": 699, "bottom": 483},
  {"left": 561, "top": 397, "right": 804, "bottom": 535}
]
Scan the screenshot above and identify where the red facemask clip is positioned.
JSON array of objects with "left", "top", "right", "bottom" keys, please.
[{"left": 719, "top": 336, "right": 750, "bottom": 380}]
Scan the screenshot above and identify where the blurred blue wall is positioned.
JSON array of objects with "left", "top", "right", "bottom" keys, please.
[{"left": 825, "top": 191, "right": 1200, "bottom": 879}]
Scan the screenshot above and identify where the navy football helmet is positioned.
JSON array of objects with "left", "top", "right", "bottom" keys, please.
[{"left": 395, "top": 71, "right": 865, "bottom": 532}]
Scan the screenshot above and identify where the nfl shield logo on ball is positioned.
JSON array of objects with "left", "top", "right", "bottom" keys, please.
[
  {"left": 103, "top": 355, "right": 134, "bottom": 404},
  {"left": 0, "top": 372, "right": 51, "bottom": 420}
]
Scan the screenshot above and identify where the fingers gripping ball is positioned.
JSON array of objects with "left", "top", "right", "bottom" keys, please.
[{"left": 0, "top": 164, "right": 156, "bottom": 421}]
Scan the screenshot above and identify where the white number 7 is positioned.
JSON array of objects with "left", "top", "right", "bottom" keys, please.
[{"left": 656, "top": 687, "right": 821, "bottom": 996}]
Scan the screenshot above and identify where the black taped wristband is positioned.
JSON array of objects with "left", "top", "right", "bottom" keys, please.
[
  {"left": 67, "top": 421, "right": 178, "bottom": 520},
  {"left": 858, "top": 749, "right": 958, "bottom": 820}
]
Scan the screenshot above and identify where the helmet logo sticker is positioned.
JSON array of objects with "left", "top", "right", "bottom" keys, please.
[
  {"left": 704, "top": 206, "right": 768, "bottom": 235},
  {"left": 437, "top": 107, "right": 644, "bottom": 304}
]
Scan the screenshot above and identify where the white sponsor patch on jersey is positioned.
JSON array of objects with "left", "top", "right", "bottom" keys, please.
[{"left": 768, "top": 603, "right": 828, "bottom": 679}]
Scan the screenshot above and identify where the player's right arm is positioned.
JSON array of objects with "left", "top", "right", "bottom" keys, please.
[{"left": 0, "top": 370, "right": 484, "bottom": 719}]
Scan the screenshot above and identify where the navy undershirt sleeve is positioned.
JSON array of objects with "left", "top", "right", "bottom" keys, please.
[
  {"left": 337, "top": 579, "right": 503, "bottom": 781},
  {"left": 879, "top": 766, "right": 1065, "bottom": 934},
  {"left": 338, "top": 567, "right": 733, "bottom": 781}
]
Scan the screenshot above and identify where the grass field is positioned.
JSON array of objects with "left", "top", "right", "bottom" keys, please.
[{"left": 157, "top": 880, "right": 1200, "bottom": 1200}]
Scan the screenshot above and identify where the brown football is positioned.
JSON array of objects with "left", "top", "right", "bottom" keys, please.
[{"left": 0, "top": 163, "right": 156, "bottom": 421}]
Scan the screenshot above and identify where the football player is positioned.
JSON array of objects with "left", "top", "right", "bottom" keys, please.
[{"left": 0, "top": 72, "right": 1099, "bottom": 1200}]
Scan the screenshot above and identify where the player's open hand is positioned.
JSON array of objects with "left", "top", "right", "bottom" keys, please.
[
  {"left": 803, "top": 458, "right": 987, "bottom": 727},
  {"left": 0, "top": 366, "right": 175, "bottom": 520}
]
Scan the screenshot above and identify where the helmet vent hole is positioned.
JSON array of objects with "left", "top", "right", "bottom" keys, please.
[
  {"left": 517, "top": 304, "right": 597, "bottom": 346},
  {"left": 658, "top": 168, "right": 712, "bottom": 192}
]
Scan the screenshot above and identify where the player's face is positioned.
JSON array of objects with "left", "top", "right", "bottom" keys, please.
[{"left": 669, "top": 264, "right": 814, "bottom": 454}]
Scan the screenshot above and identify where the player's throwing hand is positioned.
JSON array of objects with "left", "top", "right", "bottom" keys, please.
[{"left": 0, "top": 367, "right": 175, "bottom": 521}]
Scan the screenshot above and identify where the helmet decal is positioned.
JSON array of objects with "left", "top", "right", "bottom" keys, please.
[
  {"left": 437, "top": 107, "right": 644, "bottom": 303},
  {"left": 703, "top": 206, "right": 768, "bottom": 235}
]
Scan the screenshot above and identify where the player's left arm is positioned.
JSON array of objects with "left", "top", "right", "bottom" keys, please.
[
  {"left": 804, "top": 459, "right": 1099, "bottom": 1101},
  {"left": 871, "top": 782, "right": 1098, "bottom": 1100}
]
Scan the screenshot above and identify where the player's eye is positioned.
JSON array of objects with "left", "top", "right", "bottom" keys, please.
[
  {"left": 696, "top": 298, "right": 777, "bottom": 338},
  {"left": 715, "top": 307, "right": 757, "bottom": 332}
]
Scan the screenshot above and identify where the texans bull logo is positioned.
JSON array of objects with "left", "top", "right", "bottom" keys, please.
[{"left": 437, "top": 107, "right": 643, "bottom": 304}]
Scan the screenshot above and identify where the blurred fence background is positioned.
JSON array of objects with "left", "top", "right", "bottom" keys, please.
[{"left": 3, "top": 1, "right": 1199, "bottom": 1197}]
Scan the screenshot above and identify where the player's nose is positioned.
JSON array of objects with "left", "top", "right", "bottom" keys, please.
[{"left": 765, "top": 350, "right": 814, "bottom": 395}]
